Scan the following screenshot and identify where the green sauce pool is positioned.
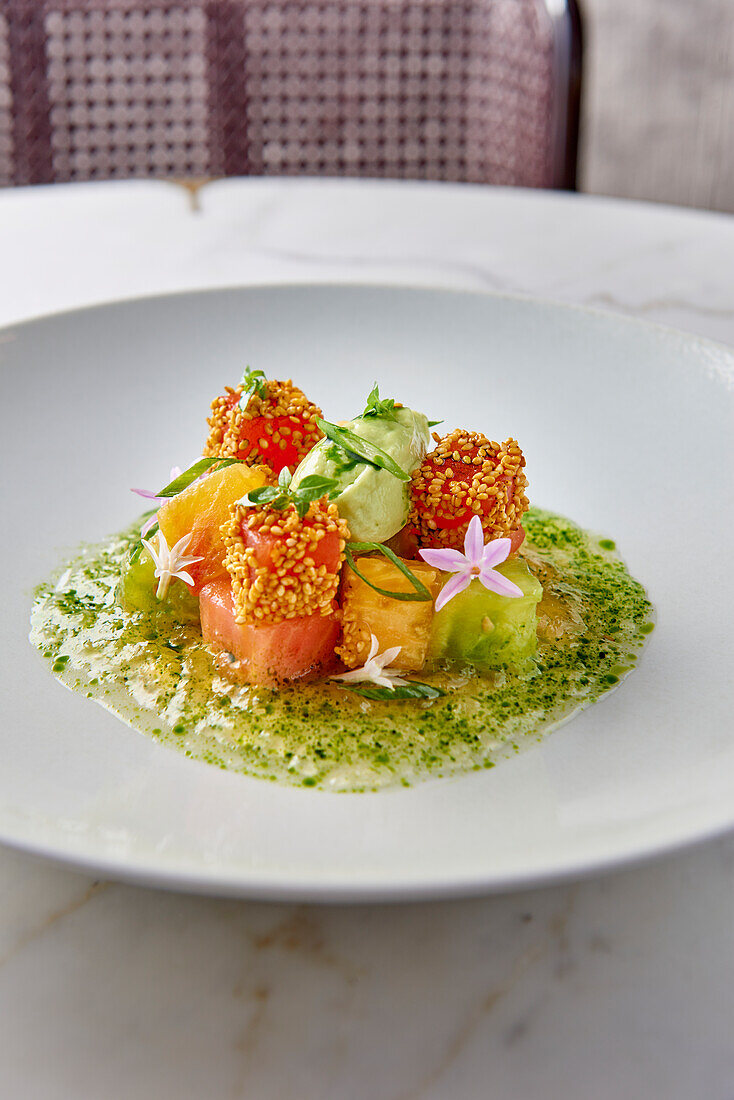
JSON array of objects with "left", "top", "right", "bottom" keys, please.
[{"left": 29, "top": 507, "right": 653, "bottom": 791}]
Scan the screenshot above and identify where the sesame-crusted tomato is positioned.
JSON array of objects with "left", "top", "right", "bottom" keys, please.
[
  {"left": 409, "top": 430, "right": 529, "bottom": 552},
  {"left": 242, "top": 523, "right": 343, "bottom": 575},
  {"left": 204, "top": 378, "right": 323, "bottom": 476},
  {"left": 221, "top": 499, "right": 350, "bottom": 625},
  {"left": 227, "top": 414, "right": 310, "bottom": 474},
  {"left": 200, "top": 577, "right": 341, "bottom": 685}
]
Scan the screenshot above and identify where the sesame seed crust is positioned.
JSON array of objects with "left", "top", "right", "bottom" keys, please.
[
  {"left": 336, "top": 619, "right": 374, "bottom": 669},
  {"left": 204, "top": 378, "right": 323, "bottom": 470},
  {"left": 222, "top": 499, "right": 350, "bottom": 624},
  {"left": 409, "top": 429, "right": 529, "bottom": 550}
]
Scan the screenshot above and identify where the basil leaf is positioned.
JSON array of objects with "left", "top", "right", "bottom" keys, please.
[
  {"left": 340, "top": 681, "right": 445, "bottom": 701},
  {"left": 278, "top": 466, "right": 292, "bottom": 489},
  {"left": 245, "top": 485, "right": 281, "bottom": 505},
  {"left": 427, "top": 420, "right": 443, "bottom": 428},
  {"left": 296, "top": 474, "right": 338, "bottom": 492},
  {"left": 344, "top": 542, "right": 433, "bottom": 602},
  {"left": 156, "top": 456, "right": 243, "bottom": 499},
  {"left": 317, "top": 420, "right": 410, "bottom": 482}
]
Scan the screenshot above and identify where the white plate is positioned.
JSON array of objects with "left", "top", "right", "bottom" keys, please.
[{"left": 2, "top": 285, "right": 733, "bottom": 900}]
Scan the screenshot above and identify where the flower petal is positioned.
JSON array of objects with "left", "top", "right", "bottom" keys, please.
[
  {"left": 176, "top": 554, "right": 205, "bottom": 569},
  {"left": 418, "top": 547, "right": 469, "bottom": 572},
  {"left": 330, "top": 668, "right": 367, "bottom": 683},
  {"left": 140, "top": 513, "right": 159, "bottom": 537},
  {"left": 434, "top": 570, "right": 472, "bottom": 612},
  {"left": 170, "top": 531, "right": 194, "bottom": 557},
  {"left": 480, "top": 537, "right": 512, "bottom": 570},
  {"left": 479, "top": 568, "right": 523, "bottom": 598},
  {"left": 172, "top": 569, "right": 196, "bottom": 588},
  {"left": 463, "top": 514, "right": 486, "bottom": 565},
  {"left": 376, "top": 645, "right": 403, "bottom": 669},
  {"left": 140, "top": 536, "right": 161, "bottom": 568},
  {"left": 155, "top": 530, "right": 170, "bottom": 555},
  {"left": 131, "top": 487, "right": 162, "bottom": 500},
  {"left": 366, "top": 634, "right": 380, "bottom": 662}
]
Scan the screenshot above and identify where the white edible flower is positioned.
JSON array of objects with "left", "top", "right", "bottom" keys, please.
[
  {"left": 331, "top": 634, "right": 410, "bottom": 689},
  {"left": 141, "top": 530, "right": 203, "bottom": 601}
]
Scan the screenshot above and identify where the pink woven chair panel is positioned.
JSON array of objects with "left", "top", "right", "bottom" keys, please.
[{"left": 1, "top": 0, "right": 559, "bottom": 187}]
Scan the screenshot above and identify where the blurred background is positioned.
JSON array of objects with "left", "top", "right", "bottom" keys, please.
[
  {"left": 583, "top": 0, "right": 733, "bottom": 212},
  {"left": 0, "top": 0, "right": 732, "bottom": 210}
]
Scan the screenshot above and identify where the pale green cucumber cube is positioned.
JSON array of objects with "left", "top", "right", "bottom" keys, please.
[
  {"left": 428, "top": 558, "right": 542, "bottom": 670},
  {"left": 118, "top": 548, "right": 199, "bottom": 623}
]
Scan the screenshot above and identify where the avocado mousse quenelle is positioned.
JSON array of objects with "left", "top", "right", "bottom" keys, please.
[
  {"left": 30, "top": 370, "right": 653, "bottom": 791},
  {"left": 290, "top": 386, "right": 431, "bottom": 541}
]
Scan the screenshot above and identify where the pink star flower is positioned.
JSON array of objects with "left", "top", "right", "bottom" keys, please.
[{"left": 418, "top": 515, "right": 523, "bottom": 613}]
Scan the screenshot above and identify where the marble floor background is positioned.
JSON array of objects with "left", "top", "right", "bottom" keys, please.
[{"left": 2, "top": 837, "right": 734, "bottom": 1100}]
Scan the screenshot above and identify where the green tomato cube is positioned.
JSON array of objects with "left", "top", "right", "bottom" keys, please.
[
  {"left": 118, "top": 548, "right": 199, "bottom": 623},
  {"left": 428, "top": 558, "right": 542, "bottom": 670}
]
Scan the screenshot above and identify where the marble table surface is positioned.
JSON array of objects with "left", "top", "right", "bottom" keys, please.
[{"left": 1, "top": 178, "right": 733, "bottom": 1099}]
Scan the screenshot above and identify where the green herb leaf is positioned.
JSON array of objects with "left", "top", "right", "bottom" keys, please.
[
  {"left": 239, "top": 366, "right": 268, "bottom": 407},
  {"left": 297, "top": 474, "right": 336, "bottom": 491},
  {"left": 156, "top": 456, "right": 244, "bottom": 499},
  {"left": 278, "top": 466, "right": 292, "bottom": 489},
  {"left": 241, "top": 473, "right": 339, "bottom": 519},
  {"left": 317, "top": 420, "right": 410, "bottom": 482},
  {"left": 427, "top": 420, "right": 443, "bottom": 428},
  {"left": 361, "top": 383, "right": 399, "bottom": 422},
  {"left": 340, "top": 681, "right": 445, "bottom": 701},
  {"left": 344, "top": 542, "right": 433, "bottom": 602},
  {"left": 245, "top": 485, "right": 283, "bottom": 507}
]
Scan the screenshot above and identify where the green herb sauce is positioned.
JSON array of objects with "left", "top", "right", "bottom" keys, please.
[{"left": 29, "top": 508, "right": 653, "bottom": 792}]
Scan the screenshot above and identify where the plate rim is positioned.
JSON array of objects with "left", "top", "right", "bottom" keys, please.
[
  {"left": 3, "top": 281, "right": 734, "bottom": 900},
  {"left": 2, "top": 277, "right": 734, "bottom": 368}
]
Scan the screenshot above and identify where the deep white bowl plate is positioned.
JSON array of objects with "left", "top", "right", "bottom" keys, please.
[{"left": 1, "top": 285, "right": 733, "bottom": 900}]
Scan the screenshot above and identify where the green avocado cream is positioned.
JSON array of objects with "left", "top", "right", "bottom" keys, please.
[
  {"left": 29, "top": 507, "right": 653, "bottom": 792},
  {"left": 291, "top": 406, "right": 430, "bottom": 541}
]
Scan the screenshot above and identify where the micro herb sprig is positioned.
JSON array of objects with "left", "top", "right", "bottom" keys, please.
[
  {"left": 316, "top": 419, "right": 410, "bottom": 482},
  {"left": 339, "top": 681, "right": 446, "bottom": 701},
  {"left": 361, "top": 382, "right": 442, "bottom": 430},
  {"left": 238, "top": 366, "right": 268, "bottom": 409},
  {"left": 344, "top": 541, "right": 433, "bottom": 602},
  {"left": 360, "top": 383, "right": 399, "bottom": 422},
  {"left": 243, "top": 468, "right": 339, "bottom": 519}
]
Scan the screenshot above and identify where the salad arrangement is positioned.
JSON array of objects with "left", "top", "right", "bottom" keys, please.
[
  {"left": 31, "top": 369, "right": 653, "bottom": 790},
  {"left": 126, "top": 371, "right": 539, "bottom": 693}
]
